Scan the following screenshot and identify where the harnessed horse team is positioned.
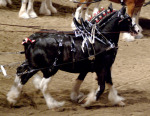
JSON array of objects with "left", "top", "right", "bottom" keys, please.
[
  {"left": 0, "top": 0, "right": 148, "bottom": 110},
  {"left": 6, "top": 4, "right": 140, "bottom": 109}
]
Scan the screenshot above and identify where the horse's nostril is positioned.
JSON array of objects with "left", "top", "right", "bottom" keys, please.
[{"left": 138, "top": 30, "right": 140, "bottom": 32}]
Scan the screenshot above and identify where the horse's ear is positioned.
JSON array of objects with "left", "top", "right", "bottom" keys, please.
[
  {"left": 120, "top": 6, "right": 126, "bottom": 15},
  {"left": 108, "top": 3, "right": 113, "bottom": 12}
]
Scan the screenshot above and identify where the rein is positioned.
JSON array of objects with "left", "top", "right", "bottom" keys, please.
[
  {"left": 72, "top": 0, "right": 125, "bottom": 5},
  {"left": 17, "top": 45, "right": 118, "bottom": 76},
  {"left": 72, "top": 0, "right": 101, "bottom": 4},
  {"left": 143, "top": 1, "right": 150, "bottom": 7}
]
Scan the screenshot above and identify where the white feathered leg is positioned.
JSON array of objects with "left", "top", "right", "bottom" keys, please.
[
  {"left": 32, "top": 74, "right": 42, "bottom": 90},
  {"left": 6, "top": 0, "right": 12, "bottom": 5},
  {"left": 133, "top": 8, "right": 143, "bottom": 39},
  {"left": 46, "top": 0, "right": 57, "bottom": 14},
  {"left": 40, "top": 77, "right": 65, "bottom": 109},
  {"left": 19, "top": 0, "right": 30, "bottom": 19},
  {"left": 39, "top": 0, "right": 51, "bottom": 15},
  {"left": 0, "top": 0, "right": 7, "bottom": 7},
  {"left": 70, "top": 79, "right": 84, "bottom": 102},
  {"left": 7, "top": 75, "right": 23, "bottom": 105},
  {"left": 107, "top": 84, "right": 125, "bottom": 106},
  {"left": 27, "top": 0, "right": 37, "bottom": 18}
]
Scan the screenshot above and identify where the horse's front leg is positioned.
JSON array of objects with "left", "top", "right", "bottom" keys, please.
[
  {"left": 40, "top": 77, "right": 65, "bottom": 109},
  {"left": 79, "top": 70, "right": 106, "bottom": 107},
  {"left": 19, "top": 0, "right": 30, "bottom": 19},
  {"left": 132, "top": 6, "right": 143, "bottom": 39},
  {"left": 70, "top": 72, "right": 87, "bottom": 102},
  {"left": 27, "top": 0, "right": 37, "bottom": 18},
  {"left": 122, "top": 2, "right": 138, "bottom": 41},
  {"left": 105, "top": 67, "right": 125, "bottom": 106},
  {"left": 107, "top": 84, "right": 125, "bottom": 106}
]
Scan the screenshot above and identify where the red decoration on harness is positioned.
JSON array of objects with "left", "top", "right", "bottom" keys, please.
[
  {"left": 101, "top": 7, "right": 104, "bottom": 11},
  {"left": 103, "top": 12, "right": 106, "bottom": 16},
  {"left": 97, "top": 11, "right": 100, "bottom": 14},
  {"left": 90, "top": 16, "right": 93, "bottom": 19},
  {"left": 22, "top": 38, "right": 35, "bottom": 45},
  {"left": 95, "top": 18, "right": 99, "bottom": 23},
  {"left": 113, "top": 9, "right": 116, "bottom": 12},
  {"left": 99, "top": 16, "right": 102, "bottom": 20},
  {"left": 107, "top": 9, "right": 110, "bottom": 13}
]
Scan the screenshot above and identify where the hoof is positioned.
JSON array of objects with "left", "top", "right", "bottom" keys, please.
[
  {"left": 79, "top": 91, "right": 96, "bottom": 107},
  {"left": 7, "top": 93, "right": 18, "bottom": 106},
  {"left": 78, "top": 96, "right": 87, "bottom": 104},
  {"left": 70, "top": 92, "right": 84, "bottom": 102},
  {"left": 19, "top": 12, "right": 30, "bottom": 19},
  {"left": 50, "top": 7, "right": 57, "bottom": 14},
  {"left": 135, "top": 33, "right": 143, "bottom": 39},
  {"left": 48, "top": 101, "right": 65, "bottom": 109},
  {"left": 29, "top": 12, "right": 38, "bottom": 18},
  {"left": 117, "top": 101, "right": 125, "bottom": 106},
  {"left": 39, "top": 9, "right": 51, "bottom": 16}
]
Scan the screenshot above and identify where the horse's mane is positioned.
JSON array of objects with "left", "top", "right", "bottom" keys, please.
[{"left": 89, "top": 8, "right": 117, "bottom": 26}]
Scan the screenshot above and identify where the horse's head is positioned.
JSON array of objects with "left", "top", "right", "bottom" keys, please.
[{"left": 117, "top": 6, "right": 139, "bottom": 36}]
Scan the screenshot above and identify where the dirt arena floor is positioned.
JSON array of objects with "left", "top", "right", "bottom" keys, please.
[{"left": 0, "top": 0, "right": 150, "bottom": 116}]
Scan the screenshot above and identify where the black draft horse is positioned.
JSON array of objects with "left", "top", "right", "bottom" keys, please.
[{"left": 7, "top": 5, "right": 139, "bottom": 109}]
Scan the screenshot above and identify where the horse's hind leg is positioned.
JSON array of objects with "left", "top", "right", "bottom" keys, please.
[
  {"left": 38, "top": 69, "right": 65, "bottom": 109},
  {"left": 7, "top": 62, "right": 38, "bottom": 106},
  {"left": 32, "top": 74, "right": 42, "bottom": 90},
  {"left": 7, "top": 71, "right": 38, "bottom": 106},
  {"left": 40, "top": 77, "right": 65, "bottom": 109},
  {"left": 7, "top": 75, "right": 23, "bottom": 105}
]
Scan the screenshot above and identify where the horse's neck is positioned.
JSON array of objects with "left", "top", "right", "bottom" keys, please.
[{"left": 101, "top": 19, "right": 120, "bottom": 45}]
